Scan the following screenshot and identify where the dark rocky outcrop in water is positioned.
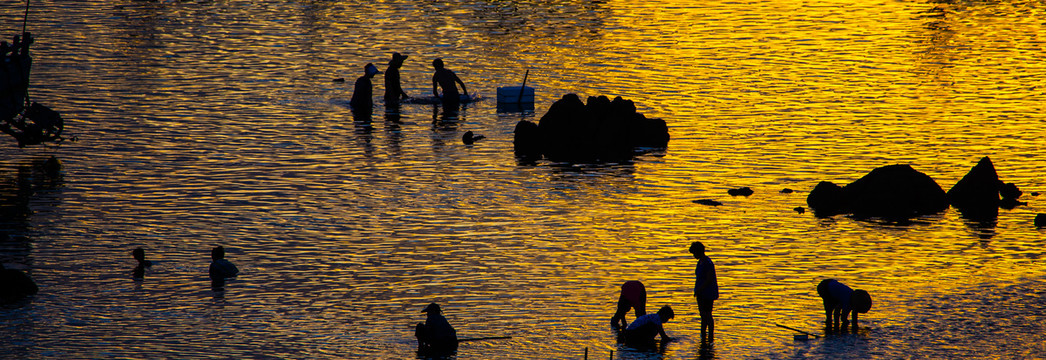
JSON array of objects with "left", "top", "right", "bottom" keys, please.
[
  {"left": 807, "top": 164, "right": 948, "bottom": 219},
  {"left": 807, "top": 157, "right": 1026, "bottom": 223},
  {"left": 946, "top": 156, "right": 1024, "bottom": 220},
  {"left": 513, "top": 94, "right": 669, "bottom": 162},
  {"left": 1035, "top": 214, "right": 1046, "bottom": 228},
  {"left": 693, "top": 199, "right": 723, "bottom": 206},
  {"left": 728, "top": 187, "right": 753, "bottom": 196}
]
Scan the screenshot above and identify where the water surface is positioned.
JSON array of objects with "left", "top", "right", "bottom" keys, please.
[{"left": 2, "top": 0, "right": 1045, "bottom": 359}]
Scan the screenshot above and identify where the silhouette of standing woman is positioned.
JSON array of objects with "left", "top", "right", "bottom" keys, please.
[{"left": 690, "top": 241, "right": 719, "bottom": 342}]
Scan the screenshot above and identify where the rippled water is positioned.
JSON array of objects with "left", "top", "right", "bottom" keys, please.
[{"left": 2, "top": 0, "right": 1045, "bottom": 359}]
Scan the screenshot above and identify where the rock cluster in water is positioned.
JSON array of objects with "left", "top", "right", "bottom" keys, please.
[
  {"left": 513, "top": 94, "right": 669, "bottom": 162},
  {"left": 806, "top": 156, "right": 1024, "bottom": 220}
]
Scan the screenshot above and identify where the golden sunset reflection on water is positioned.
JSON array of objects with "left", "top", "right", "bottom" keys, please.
[{"left": 1, "top": 0, "right": 1044, "bottom": 358}]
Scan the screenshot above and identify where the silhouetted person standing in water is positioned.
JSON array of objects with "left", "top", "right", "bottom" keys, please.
[
  {"left": 350, "top": 63, "right": 381, "bottom": 110},
  {"left": 431, "top": 58, "right": 468, "bottom": 107},
  {"left": 817, "top": 279, "right": 871, "bottom": 332},
  {"left": 384, "top": 53, "right": 409, "bottom": 104},
  {"left": 132, "top": 247, "right": 153, "bottom": 279},
  {"left": 611, "top": 280, "right": 647, "bottom": 328},
  {"left": 690, "top": 241, "right": 719, "bottom": 342},
  {"left": 209, "top": 246, "right": 239, "bottom": 280},
  {"left": 415, "top": 303, "right": 458, "bottom": 355}
]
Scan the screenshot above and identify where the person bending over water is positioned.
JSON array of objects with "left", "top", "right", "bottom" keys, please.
[
  {"left": 415, "top": 302, "right": 458, "bottom": 354},
  {"left": 624, "top": 305, "right": 674, "bottom": 344},
  {"left": 690, "top": 241, "right": 719, "bottom": 342},
  {"left": 817, "top": 279, "right": 871, "bottom": 332},
  {"left": 209, "top": 246, "right": 239, "bottom": 280},
  {"left": 431, "top": 58, "right": 468, "bottom": 106},
  {"left": 611, "top": 280, "right": 647, "bottom": 328}
]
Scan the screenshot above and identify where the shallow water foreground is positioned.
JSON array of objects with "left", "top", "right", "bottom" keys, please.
[{"left": 1, "top": 0, "right": 1045, "bottom": 359}]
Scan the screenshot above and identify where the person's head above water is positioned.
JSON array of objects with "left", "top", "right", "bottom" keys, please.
[
  {"left": 211, "top": 246, "right": 225, "bottom": 261},
  {"left": 689, "top": 241, "right": 706, "bottom": 258},
  {"left": 133, "top": 247, "right": 145, "bottom": 263},
  {"left": 432, "top": 58, "right": 444, "bottom": 70},
  {"left": 657, "top": 305, "right": 674, "bottom": 322},
  {"left": 422, "top": 302, "right": 442, "bottom": 315}
]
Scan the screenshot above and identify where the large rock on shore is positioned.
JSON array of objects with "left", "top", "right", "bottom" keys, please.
[
  {"left": 513, "top": 94, "right": 669, "bottom": 162},
  {"left": 807, "top": 164, "right": 948, "bottom": 218}
]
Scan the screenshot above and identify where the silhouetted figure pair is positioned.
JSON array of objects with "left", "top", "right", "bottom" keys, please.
[
  {"left": 0, "top": 262, "right": 38, "bottom": 300},
  {"left": 690, "top": 241, "right": 719, "bottom": 343},
  {"left": 817, "top": 279, "right": 872, "bottom": 332},
  {"left": 415, "top": 302, "right": 458, "bottom": 355}
]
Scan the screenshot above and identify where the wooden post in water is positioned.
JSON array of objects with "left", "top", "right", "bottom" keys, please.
[
  {"left": 609, "top": 349, "right": 613, "bottom": 359},
  {"left": 583, "top": 347, "right": 588, "bottom": 360}
]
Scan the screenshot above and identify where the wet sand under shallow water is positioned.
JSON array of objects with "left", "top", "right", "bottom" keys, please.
[{"left": 3, "top": 0, "right": 1046, "bottom": 358}]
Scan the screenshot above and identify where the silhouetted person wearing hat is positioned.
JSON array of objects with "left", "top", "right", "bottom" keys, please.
[
  {"left": 132, "top": 247, "right": 153, "bottom": 279},
  {"left": 350, "top": 63, "right": 381, "bottom": 110},
  {"left": 623, "top": 305, "right": 674, "bottom": 344},
  {"left": 415, "top": 302, "right": 458, "bottom": 355},
  {"left": 690, "top": 241, "right": 719, "bottom": 343},
  {"left": 384, "top": 53, "right": 410, "bottom": 104},
  {"left": 0, "top": 263, "right": 38, "bottom": 300},
  {"left": 431, "top": 58, "right": 468, "bottom": 107},
  {"left": 817, "top": 279, "right": 871, "bottom": 332},
  {"left": 209, "top": 246, "right": 239, "bottom": 280},
  {"left": 611, "top": 280, "right": 647, "bottom": 328}
]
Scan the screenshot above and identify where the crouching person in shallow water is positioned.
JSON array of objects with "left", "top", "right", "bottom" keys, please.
[
  {"left": 623, "top": 305, "right": 674, "bottom": 345},
  {"left": 817, "top": 279, "right": 871, "bottom": 332},
  {"left": 416, "top": 303, "right": 458, "bottom": 355}
]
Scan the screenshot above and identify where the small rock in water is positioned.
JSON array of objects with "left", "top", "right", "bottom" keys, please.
[
  {"left": 693, "top": 199, "right": 723, "bottom": 206},
  {"left": 1035, "top": 214, "right": 1046, "bottom": 228},
  {"left": 333, "top": 78, "right": 345, "bottom": 83},
  {"left": 727, "top": 187, "right": 754, "bottom": 196},
  {"left": 780, "top": 188, "right": 794, "bottom": 194},
  {"left": 794, "top": 207, "right": 805, "bottom": 214}
]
